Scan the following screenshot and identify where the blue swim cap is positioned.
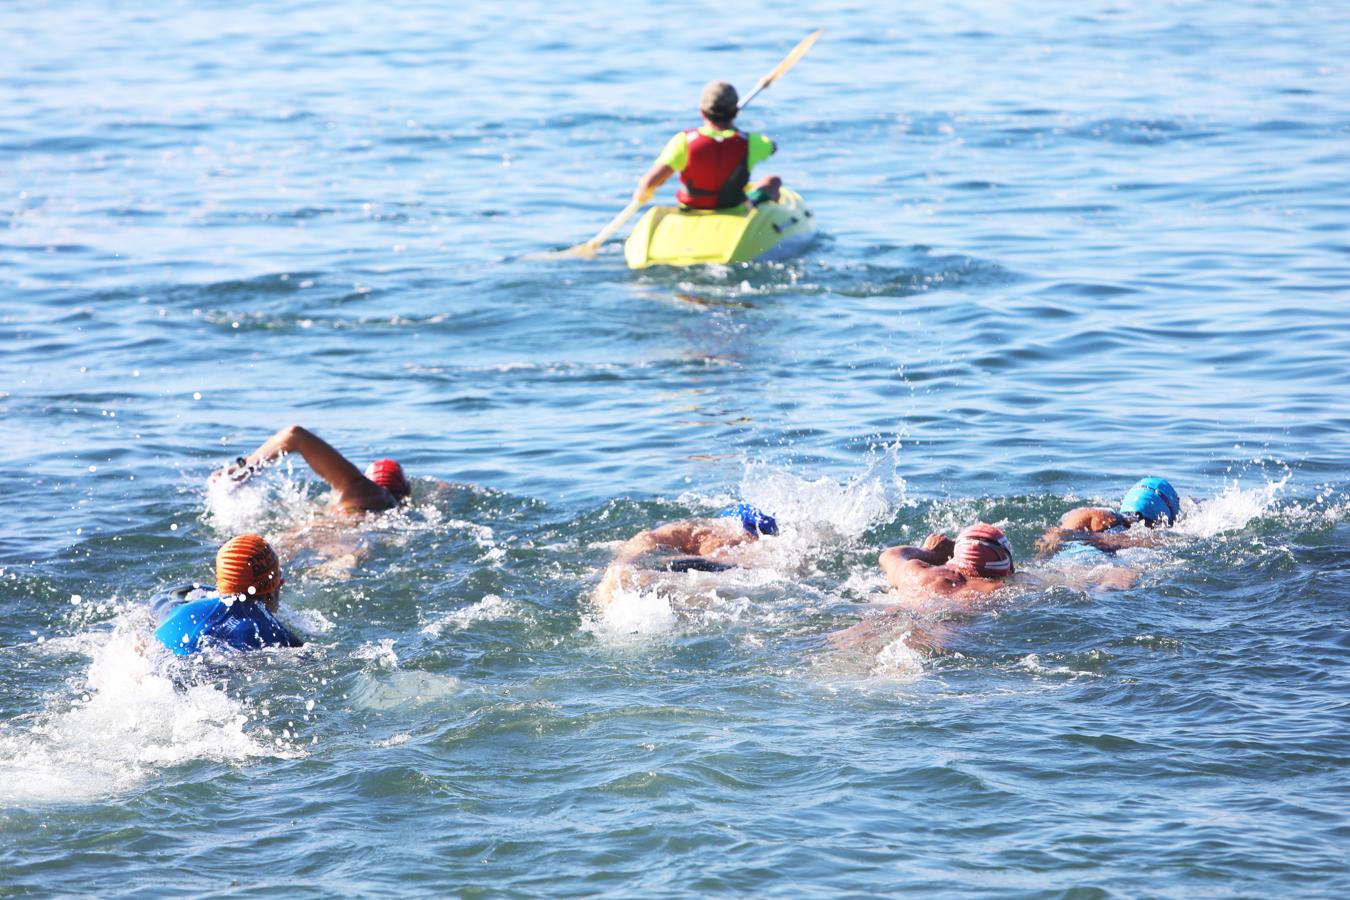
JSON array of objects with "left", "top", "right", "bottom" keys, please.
[
  {"left": 1119, "top": 477, "right": 1180, "bottom": 526},
  {"left": 716, "top": 503, "right": 779, "bottom": 536}
]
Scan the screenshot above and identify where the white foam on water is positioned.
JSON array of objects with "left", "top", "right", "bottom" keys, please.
[
  {"left": 0, "top": 622, "right": 276, "bottom": 806},
  {"left": 284, "top": 607, "right": 335, "bottom": 635},
  {"left": 1175, "top": 474, "right": 1288, "bottom": 538},
  {"left": 353, "top": 638, "right": 400, "bottom": 669},
  {"left": 422, "top": 594, "right": 515, "bottom": 636},
  {"left": 582, "top": 585, "right": 678, "bottom": 644},
  {"left": 735, "top": 449, "right": 904, "bottom": 542},
  {"left": 872, "top": 632, "right": 927, "bottom": 679},
  {"left": 203, "top": 456, "right": 316, "bottom": 535},
  {"left": 348, "top": 637, "right": 461, "bottom": 710},
  {"left": 350, "top": 669, "right": 463, "bottom": 711},
  {"left": 1018, "top": 653, "right": 1102, "bottom": 680}
]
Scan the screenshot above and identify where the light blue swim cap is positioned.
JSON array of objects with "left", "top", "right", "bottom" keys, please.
[
  {"left": 1119, "top": 477, "right": 1180, "bottom": 526},
  {"left": 716, "top": 503, "right": 779, "bottom": 536}
]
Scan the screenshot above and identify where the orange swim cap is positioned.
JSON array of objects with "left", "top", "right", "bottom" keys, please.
[
  {"left": 364, "top": 458, "right": 410, "bottom": 501},
  {"left": 215, "top": 534, "right": 282, "bottom": 598}
]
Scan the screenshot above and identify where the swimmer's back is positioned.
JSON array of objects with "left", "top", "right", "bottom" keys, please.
[{"left": 152, "top": 584, "right": 302, "bottom": 655}]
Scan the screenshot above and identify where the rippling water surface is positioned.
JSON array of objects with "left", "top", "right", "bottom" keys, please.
[{"left": 3, "top": 0, "right": 1349, "bottom": 894}]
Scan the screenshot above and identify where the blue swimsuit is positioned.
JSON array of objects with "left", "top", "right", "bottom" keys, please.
[{"left": 151, "top": 585, "right": 302, "bottom": 656}]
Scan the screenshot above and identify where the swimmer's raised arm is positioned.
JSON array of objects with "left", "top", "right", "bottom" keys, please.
[{"left": 215, "top": 425, "right": 395, "bottom": 512}]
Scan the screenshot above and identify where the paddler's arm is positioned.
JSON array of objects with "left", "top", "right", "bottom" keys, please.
[
  {"left": 633, "top": 163, "right": 673, "bottom": 205},
  {"left": 633, "top": 131, "right": 687, "bottom": 205}
]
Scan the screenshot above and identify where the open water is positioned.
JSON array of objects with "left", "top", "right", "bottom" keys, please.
[{"left": 2, "top": 0, "right": 1349, "bottom": 895}]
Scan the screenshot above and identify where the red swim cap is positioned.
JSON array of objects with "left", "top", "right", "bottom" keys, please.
[
  {"left": 216, "top": 534, "right": 283, "bottom": 598},
  {"left": 950, "top": 523, "right": 1015, "bottom": 579},
  {"left": 365, "top": 458, "right": 410, "bottom": 501}
]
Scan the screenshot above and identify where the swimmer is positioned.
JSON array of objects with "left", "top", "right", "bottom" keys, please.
[
  {"left": 1037, "top": 476, "right": 1181, "bottom": 556},
  {"left": 834, "top": 519, "right": 1144, "bottom": 659},
  {"left": 151, "top": 534, "right": 302, "bottom": 655},
  {"left": 212, "top": 424, "right": 410, "bottom": 513},
  {"left": 828, "top": 523, "right": 1015, "bottom": 654},
  {"left": 877, "top": 523, "right": 1016, "bottom": 612},
  {"left": 592, "top": 503, "right": 779, "bottom": 608}
]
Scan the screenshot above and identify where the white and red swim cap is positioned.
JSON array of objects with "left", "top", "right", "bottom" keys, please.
[
  {"left": 950, "top": 523, "right": 1015, "bottom": 579},
  {"left": 364, "top": 458, "right": 410, "bottom": 501}
]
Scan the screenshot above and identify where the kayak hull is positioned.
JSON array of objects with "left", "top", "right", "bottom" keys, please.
[{"left": 623, "top": 188, "right": 817, "bottom": 269}]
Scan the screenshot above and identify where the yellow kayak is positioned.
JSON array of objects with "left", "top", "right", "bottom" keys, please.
[{"left": 623, "top": 188, "right": 817, "bottom": 269}]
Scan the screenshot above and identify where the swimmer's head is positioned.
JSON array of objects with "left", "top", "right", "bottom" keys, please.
[
  {"left": 216, "top": 534, "right": 283, "bottom": 600},
  {"left": 716, "top": 503, "right": 779, "bottom": 537},
  {"left": 365, "top": 458, "right": 410, "bottom": 502},
  {"left": 1119, "top": 477, "right": 1179, "bottom": 526},
  {"left": 950, "top": 523, "right": 1015, "bottom": 579}
]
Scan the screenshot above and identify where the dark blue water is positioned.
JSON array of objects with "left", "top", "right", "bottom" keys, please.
[{"left": 3, "top": 1, "right": 1349, "bottom": 894}]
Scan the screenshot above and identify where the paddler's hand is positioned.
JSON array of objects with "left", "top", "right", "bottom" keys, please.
[{"left": 633, "top": 185, "right": 655, "bottom": 206}]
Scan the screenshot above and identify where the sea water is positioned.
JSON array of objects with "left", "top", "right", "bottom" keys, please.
[{"left": 2, "top": 0, "right": 1348, "bottom": 894}]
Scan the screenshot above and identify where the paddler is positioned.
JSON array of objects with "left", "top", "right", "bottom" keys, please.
[
  {"left": 633, "top": 81, "right": 784, "bottom": 211},
  {"left": 593, "top": 503, "right": 779, "bottom": 607},
  {"left": 1036, "top": 477, "right": 1181, "bottom": 557},
  {"left": 211, "top": 425, "right": 411, "bottom": 513},
  {"left": 151, "top": 534, "right": 302, "bottom": 655}
]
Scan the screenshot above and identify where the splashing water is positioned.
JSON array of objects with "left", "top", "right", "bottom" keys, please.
[
  {"left": 0, "top": 621, "right": 275, "bottom": 806},
  {"left": 583, "top": 586, "right": 679, "bottom": 643},
  {"left": 422, "top": 594, "right": 516, "bottom": 636},
  {"left": 737, "top": 449, "right": 904, "bottom": 541},
  {"left": 872, "top": 632, "right": 927, "bottom": 678},
  {"left": 348, "top": 638, "right": 461, "bottom": 710},
  {"left": 203, "top": 457, "right": 319, "bottom": 536},
  {"left": 1176, "top": 473, "right": 1288, "bottom": 538}
]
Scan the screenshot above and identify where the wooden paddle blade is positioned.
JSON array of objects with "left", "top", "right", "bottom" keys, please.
[
  {"left": 557, "top": 198, "right": 642, "bottom": 260},
  {"left": 765, "top": 28, "right": 823, "bottom": 86},
  {"left": 738, "top": 28, "right": 824, "bottom": 112},
  {"left": 564, "top": 240, "right": 600, "bottom": 259},
  {"left": 520, "top": 242, "right": 597, "bottom": 262}
]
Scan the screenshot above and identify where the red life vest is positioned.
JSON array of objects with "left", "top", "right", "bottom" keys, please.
[{"left": 676, "top": 129, "right": 750, "bottom": 210}]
